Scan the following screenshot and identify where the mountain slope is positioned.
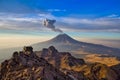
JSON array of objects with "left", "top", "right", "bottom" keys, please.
[
  {"left": 36, "top": 46, "right": 120, "bottom": 80},
  {"left": 32, "top": 34, "right": 120, "bottom": 57},
  {"left": 36, "top": 46, "right": 85, "bottom": 69}
]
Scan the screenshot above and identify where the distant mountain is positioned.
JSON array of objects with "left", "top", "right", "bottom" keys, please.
[
  {"left": 0, "top": 33, "right": 120, "bottom": 61},
  {"left": 32, "top": 34, "right": 120, "bottom": 57},
  {"left": 32, "top": 34, "right": 82, "bottom": 51}
]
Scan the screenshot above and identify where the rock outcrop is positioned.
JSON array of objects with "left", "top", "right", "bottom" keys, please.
[
  {"left": 0, "top": 46, "right": 120, "bottom": 80},
  {"left": 0, "top": 46, "right": 72, "bottom": 80},
  {"left": 110, "top": 64, "right": 120, "bottom": 79},
  {"left": 38, "top": 46, "right": 85, "bottom": 69},
  {"left": 37, "top": 46, "right": 120, "bottom": 80},
  {"left": 80, "top": 63, "right": 119, "bottom": 80}
]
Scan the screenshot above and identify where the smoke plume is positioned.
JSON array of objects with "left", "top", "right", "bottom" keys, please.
[{"left": 43, "top": 18, "right": 63, "bottom": 33}]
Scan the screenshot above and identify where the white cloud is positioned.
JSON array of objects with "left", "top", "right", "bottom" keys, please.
[
  {"left": 107, "top": 14, "right": 120, "bottom": 18},
  {"left": 57, "top": 15, "right": 120, "bottom": 32},
  {"left": 60, "top": 16, "right": 120, "bottom": 26},
  {"left": 38, "top": 13, "right": 56, "bottom": 19},
  {"left": 47, "top": 9, "right": 66, "bottom": 12},
  {"left": 0, "top": 13, "right": 120, "bottom": 33}
]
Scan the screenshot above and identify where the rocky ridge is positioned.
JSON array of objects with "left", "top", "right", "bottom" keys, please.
[
  {"left": 0, "top": 46, "right": 72, "bottom": 80},
  {"left": 0, "top": 46, "right": 120, "bottom": 80},
  {"left": 36, "top": 46, "right": 120, "bottom": 80}
]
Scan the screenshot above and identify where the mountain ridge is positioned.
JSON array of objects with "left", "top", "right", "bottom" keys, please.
[
  {"left": 32, "top": 34, "right": 120, "bottom": 57},
  {"left": 1, "top": 46, "right": 120, "bottom": 80},
  {"left": 0, "top": 46, "right": 73, "bottom": 80}
]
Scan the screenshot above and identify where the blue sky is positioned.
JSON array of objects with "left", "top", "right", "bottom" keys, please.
[
  {"left": 0, "top": 0, "right": 120, "bottom": 15},
  {"left": 0, "top": 0, "right": 120, "bottom": 48}
]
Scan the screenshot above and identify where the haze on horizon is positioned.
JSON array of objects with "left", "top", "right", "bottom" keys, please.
[{"left": 0, "top": 0, "right": 120, "bottom": 49}]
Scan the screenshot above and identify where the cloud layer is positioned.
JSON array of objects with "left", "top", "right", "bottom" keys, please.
[{"left": 0, "top": 13, "right": 120, "bottom": 33}]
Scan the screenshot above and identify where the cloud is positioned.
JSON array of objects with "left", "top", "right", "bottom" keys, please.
[
  {"left": 106, "top": 14, "right": 120, "bottom": 18},
  {"left": 57, "top": 15, "right": 120, "bottom": 32},
  {"left": 43, "top": 19, "right": 63, "bottom": 33},
  {"left": 0, "top": 13, "right": 43, "bottom": 31},
  {"left": 60, "top": 16, "right": 120, "bottom": 26},
  {"left": 38, "top": 13, "right": 56, "bottom": 19},
  {"left": 0, "top": 13, "right": 120, "bottom": 33},
  {"left": 0, "top": 13, "right": 61, "bottom": 33},
  {"left": 47, "top": 9, "right": 66, "bottom": 12}
]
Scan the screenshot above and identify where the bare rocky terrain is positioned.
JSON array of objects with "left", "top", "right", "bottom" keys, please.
[
  {"left": 0, "top": 46, "right": 73, "bottom": 80},
  {"left": 0, "top": 46, "right": 120, "bottom": 80}
]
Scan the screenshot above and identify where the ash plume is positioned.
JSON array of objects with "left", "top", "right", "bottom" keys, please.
[{"left": 43, "top": 18, "right": 63, "bottom": 33}]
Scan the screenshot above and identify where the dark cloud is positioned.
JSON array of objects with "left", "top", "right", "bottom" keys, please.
[{"left": 43, "top": 18, "right": 63, "bottom": 33}]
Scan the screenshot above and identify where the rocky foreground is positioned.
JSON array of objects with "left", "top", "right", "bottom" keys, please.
[{"left": 0, "top": 46, "right": 120, "bottom": 80}]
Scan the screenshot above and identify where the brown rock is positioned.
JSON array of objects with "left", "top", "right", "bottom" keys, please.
[{"left": 0, "top": 46, "right": 73, "bottom": 80}]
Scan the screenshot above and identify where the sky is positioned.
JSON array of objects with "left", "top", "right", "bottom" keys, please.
[{"left": 0, "top": 0, "right": 120, "bottom": 49}]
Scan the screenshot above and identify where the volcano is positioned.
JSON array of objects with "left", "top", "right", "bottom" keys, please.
[
  {"left": 32, "top": 34, "right": 84, "bottom": 51},
  {"left": 32, "top": 34, "right": 120, "bottom": 57},
  {"left": 46, "top": 33, "right": 80, "bottom": 43}
]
